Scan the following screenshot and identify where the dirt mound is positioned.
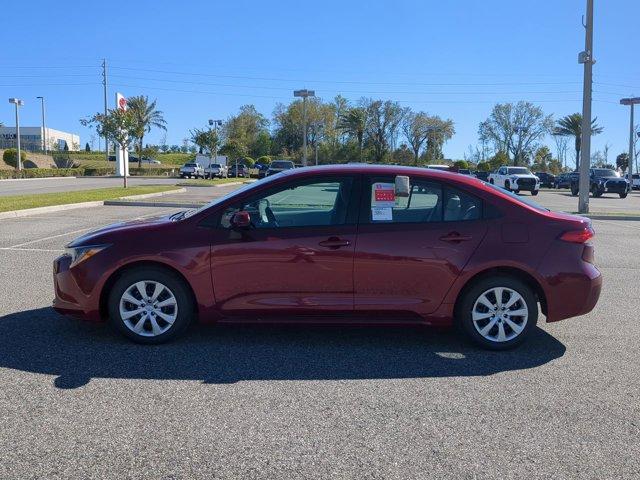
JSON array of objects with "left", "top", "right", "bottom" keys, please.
[{"left": 0, "top": 150, "right": 57, "bottom": 169}]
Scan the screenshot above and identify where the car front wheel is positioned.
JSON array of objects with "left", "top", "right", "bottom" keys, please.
[
  {"left": 532, "top": 190, "right": 539, "bottom": 196},
  {"left": 457, "top": 276, "right": 538, "bottom": 350},
  {"left": 108, "top": 267, "right": 194, "bottom": 344}
]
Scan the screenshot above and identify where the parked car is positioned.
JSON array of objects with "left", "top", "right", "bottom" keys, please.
[
  {"left": 179, "top": 163, "right": 204, "bottom": 179},
  {"left": 488, "top": 166, "right": 540, "bottom": 195},
  {"left": 554, "top": 173, "right": 573, "bottom": 189},
  {"left": 456, "top": 169, "right": 475, "bottom": 177},
  {"left": 570, "top": 168, "right": 629, "bottom": 198},
  {"left": 228, "top": 163, "right": 249, "bottom": 178},
  {"left": 535, "top": 172, "right": 556, "bottom": 188},
  {"left": 53, "top": 164, "right": 601, "bottom": 350},
  {"left": 204, "top": 163, "right": 228, "bottom": 179},
  {"left": 474, "top": 171, "right": 490, "bottom": 182},
  {"left": 266, "top": 160, "right": 295, "bottom": 176},
  {"left": 632, "top": 173, "right": 640, "bottom": 190},
  {"left": 256, "top": 164, "right": 270, "bottom": 179}
]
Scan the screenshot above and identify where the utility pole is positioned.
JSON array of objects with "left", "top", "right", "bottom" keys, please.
[
  {"left": 620, "top": 98, "right": 640, "bottom": 193},
  {"left": 8, "top": 98, "right": 24, "bottom": 171},
  {"left": 578, "top": 0, "right": 594, "bottom": 214},
  {"left": 294, "top": 89, "right": 315, "bottom": 166},
  {"left": 36, "top": 96, "right": 47, "bottom": 154},
  {"left": 102, "top": 59, "right": 109, "bottom": 162}
]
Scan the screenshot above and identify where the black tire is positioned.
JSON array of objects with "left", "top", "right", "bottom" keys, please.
[
  {"left": 456, "top": 275, "right": 538, "bottom": 350},
  {"left": 513, "top": 189, "right": 520, "bottom": 194},
  {"left": 570, "top": 185, "right": 578, "bottom": 196},
  {"left": 107, "top": 267, "right": 194, "bottom": 344},
  {"left": 489, "top": 179, "right": 494, "bottom": 184},
  {"left": 620, "top": 192, "right": 628, "bottom": 199},
  {"left": 531, "top": 190, "right": 539, "bottom": 196},
  {"left": 504, "top": 180, "right": 511, "bottom": 192}
]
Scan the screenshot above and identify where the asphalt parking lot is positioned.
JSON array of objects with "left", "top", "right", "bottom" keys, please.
[{"left": 0, "top": 202, "right": 639, "bottom": 479}]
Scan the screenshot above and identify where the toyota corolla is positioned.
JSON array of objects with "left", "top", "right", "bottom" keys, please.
[{"left": 53, "top": 165, "right": 602, "bottom": 349}]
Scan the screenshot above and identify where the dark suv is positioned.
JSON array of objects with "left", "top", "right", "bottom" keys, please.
[
  {"left": 535, "top": 172, "right": 556, "bottom": 188},
  {"left": 570, "top": 168, "right": 629, "bottom": 198}
]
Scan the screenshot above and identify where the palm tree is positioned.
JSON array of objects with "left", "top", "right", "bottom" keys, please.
[
  {"left": 554, "top": 113, "right": 603, "bottom": 170},
  {"left": 127, "top": 96, "right": 167, "bottom": 168},
  {"left": 337, "top": 107, "right": 367, "bottom": 161}
]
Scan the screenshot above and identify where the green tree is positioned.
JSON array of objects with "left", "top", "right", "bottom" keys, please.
[
  {"left": 127, "top": 96, "right": 167, "bottom": 168},
  {"left": 190, "top": 128, "right": 219, "bottom": 155},
  {"left": 479, "top": 102, "right": 553, "bottom": 166},
  {"left": 453, "top": 160, "right": 469, "bottom": 170},
  {"left": 219, "top": 139, "right": 248, "bottom": 161},
  {"left": 337, "top": 106, "right": 368, "bottom": 161},
  {"left": 616, "top": 152, "right": 629, "bottom": 172},
  {"left": 364, "top": 99, "right": 407, "bottom": 162},
  {"left": 554, "top": 113, "right": 603, "bottom": 171},
  {"left": 225, "top": 105, "right": 269, "bottom": 156},
  {"left": 401, "top": 111, "right": 432, "bottom": 165},
  {"left": 85, "top": 142, "right": 91, "bottom": 152},
  {"left": 424, "top": 116, "right": 455, "bottom": 162}
]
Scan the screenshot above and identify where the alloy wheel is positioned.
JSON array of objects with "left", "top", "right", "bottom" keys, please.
[
  {"left": 119, "top": 280, "right": 178, "bottom": 337},
  {"left": 471, "top": 287, "right": 529, "bottom": 343}
]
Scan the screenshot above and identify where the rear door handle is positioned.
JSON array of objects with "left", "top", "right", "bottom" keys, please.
[
  {"left": 319, "top": 237, "right": 351, "bottom": 249},
  {"left": 439, "top": 232, "right": 473, "bottom": 243}
]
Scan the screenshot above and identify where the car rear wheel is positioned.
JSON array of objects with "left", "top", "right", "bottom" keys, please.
[
  {"left": 108, "top": 267, "right": 194, "bottom": 344},
  {"left": 457, "top": 276, "right": 538, "bottom": 350},
  {"left": 531, "top": 190, "right": 539, "bottom": 196},
  {"left": 620, "top": 192, "right": 628, "bottom": 199},
  {"left": 570, "top": 185, "right": 578, "bottom": 196}
]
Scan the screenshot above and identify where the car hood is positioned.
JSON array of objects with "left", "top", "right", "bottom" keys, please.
[
  {"left": 510, "top": 174, "right": 537, "bottom": 179},
  {"left": 67, "top": 213, "right": 175, "bottom": 247}
]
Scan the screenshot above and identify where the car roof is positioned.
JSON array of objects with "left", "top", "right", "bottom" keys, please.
[{"left": 275, "top": 163, "right": 486, "bottom": 188}]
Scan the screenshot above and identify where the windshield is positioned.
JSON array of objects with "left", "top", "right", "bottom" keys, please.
[
  {"left": 184, "top": 163, "right": 197, "bottom": 167},
  {"left": 210, "top": 164, "right": 221, "bottom": 168},
  {"left": 507, "top": 167, "right": 531, "bottom": 175},
  {"left": 182, "top": 174, "right": 284, "bottom": 219},
  {"left": 485, "top": 182, "right": 548, "bottom": 212},
  {"left": 271, "top": 161, "right": 293, "bottom": 168},
  {"left": 592, "top": 169, "right": 618, "bottom": 178}
]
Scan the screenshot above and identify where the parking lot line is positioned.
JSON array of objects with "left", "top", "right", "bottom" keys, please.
[{"left": 9, "top": 227, "right": 93, "bottom": 248}]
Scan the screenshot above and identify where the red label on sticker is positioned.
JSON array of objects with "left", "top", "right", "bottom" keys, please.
[{"left": 374, "top": 188, "right": 395, "bottom": 202}]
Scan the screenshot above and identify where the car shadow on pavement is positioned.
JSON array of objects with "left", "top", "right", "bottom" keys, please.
[{"left": 0, "top": 307, "right": 566, "bottom": 389}]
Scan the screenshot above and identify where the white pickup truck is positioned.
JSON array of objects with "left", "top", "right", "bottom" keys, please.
[
  {"left": 488, "top": 166, "right": 540, "bottom": 196},
  {"left": 179, "top": 162, "right": 205, "bottom": 179}
]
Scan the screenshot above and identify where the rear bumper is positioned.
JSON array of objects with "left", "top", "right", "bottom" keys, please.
[{"left": 544, "top": 264, "right": 602, "bottom": 322}]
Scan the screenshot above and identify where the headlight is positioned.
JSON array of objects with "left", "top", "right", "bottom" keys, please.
[{"left": 65, "top": 244, "right": 110, "bottom": 267}]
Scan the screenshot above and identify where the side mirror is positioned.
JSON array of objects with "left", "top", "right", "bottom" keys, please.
[
  {"left": 231, "top": 210, "right": 251, "bottom": 228},
  {"left": 394, "top": 175, "right": 410, "bottom": 197}
]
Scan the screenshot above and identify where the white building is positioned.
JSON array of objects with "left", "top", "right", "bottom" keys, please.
[{"left": 0, "top": 126, "right": 80, "bottom": 152}]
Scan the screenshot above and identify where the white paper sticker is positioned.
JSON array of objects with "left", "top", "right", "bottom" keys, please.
[
  {"left": 372, "top": 182, "right": 396, "bottom": 207},
  {"left": 371, "top": 207, "right": 393, "bottom": 221}
]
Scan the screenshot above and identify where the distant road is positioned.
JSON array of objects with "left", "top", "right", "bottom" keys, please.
[{"left": 0, "top": 177, "right": 179, "bottom": 196}]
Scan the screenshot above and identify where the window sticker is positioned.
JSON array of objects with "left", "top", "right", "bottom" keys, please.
[
  {"left": 372, "top": 182, "right": 396, "bottom": 207},
  {"left": 371, "top": 206, "right": 393, "bottom": 221}
]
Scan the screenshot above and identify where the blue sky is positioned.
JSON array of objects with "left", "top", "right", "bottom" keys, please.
[{"left": 0, "top": 0, "right": 638, "bottom": 163}]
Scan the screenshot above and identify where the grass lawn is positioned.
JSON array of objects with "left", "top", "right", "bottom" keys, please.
[
  {"left": 0, "top": 185, "right": 179, "bottom": 212},
  {"left": 176, "top": 178, "right": 251, "bottom": 186}
]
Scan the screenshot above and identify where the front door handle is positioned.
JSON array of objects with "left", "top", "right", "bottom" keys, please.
[
  {"left": 439, "top": 232, "right": 473, "bottom": 243},
  {"left": 319, "top": 237, "right": 351, "bottom": 249}
]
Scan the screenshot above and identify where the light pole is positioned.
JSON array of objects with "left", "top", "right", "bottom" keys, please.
[
  {"left": 208, "top": 118, "right": 223, "bottom": 161},
  {"left": 36, "top": 96, "right": 47, "bottom": 154},
  {"left": 620, "top": 97, "right": 640, "bottom": 194},
  {"left": 293, "top": 89, "right": 315, "bottom": 166},
  {"left": 578, "top": 0, "right": 595, "bottom": 213},
  {"left": 8, "top": 98, "right": 24, "bottom": 171}
]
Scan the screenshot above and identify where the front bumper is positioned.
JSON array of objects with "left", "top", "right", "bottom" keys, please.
[
  {"left": 512, "top": 179, "right": 539, "bottom": 191},
  {"left": 52, "top": 254, "right": 102, "bottom": 322}
]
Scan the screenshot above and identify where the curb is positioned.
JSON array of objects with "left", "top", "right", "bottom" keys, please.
[
  {"left": 582, "top": 214, "right": 640, "bottom": 221},
  {"left": 0, "top": 188, "right": 185, "bottom": 220},
  {"left": 0, "top": 176, "right": 77, "bottom": 182}
]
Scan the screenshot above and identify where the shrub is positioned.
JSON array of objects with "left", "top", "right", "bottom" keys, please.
[
  {"left": 3, "top": 148, "right": 28, "bottom": 168},
  {"left": 0, "top": 168, "right": 84, "bottom": 179},
  {"left": 256, "top": 155, "right": 272, "bottom": 166},
  {"left": 241, "top": 156, "right": 255, "bottom": 168}
]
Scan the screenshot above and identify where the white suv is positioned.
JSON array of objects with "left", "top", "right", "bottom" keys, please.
[{"left": 204, "top": 163, "right": 228, "bottom": 179}]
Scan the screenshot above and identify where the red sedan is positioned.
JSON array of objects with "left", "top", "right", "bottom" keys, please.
[{"left": 53, "top": 165, "right": 601, "bottom": 349}]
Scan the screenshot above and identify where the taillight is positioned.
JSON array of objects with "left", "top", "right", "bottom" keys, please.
[{"left": 559, "top": 226, "right": 595, "bottom": 243}]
